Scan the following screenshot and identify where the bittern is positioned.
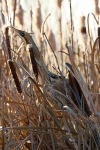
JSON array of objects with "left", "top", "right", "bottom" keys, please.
[
  {"left": 8, "top": 26, "right": 92, "bottom": 117},
  {"left": 8, "top": 26, "right": 59, "bottom": 85}
]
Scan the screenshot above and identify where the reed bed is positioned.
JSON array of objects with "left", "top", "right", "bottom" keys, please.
[{"left": 0, "top": 0, "right": 100, "bottom": 150}]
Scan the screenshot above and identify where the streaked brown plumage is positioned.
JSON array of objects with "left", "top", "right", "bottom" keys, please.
[{"left": 8, "top": 26, "right": 92, "bottom": 117}]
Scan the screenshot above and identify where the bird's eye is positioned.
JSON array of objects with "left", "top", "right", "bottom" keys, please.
[{"left": 18, "top": 30, "right": 24, "bottom": 37}]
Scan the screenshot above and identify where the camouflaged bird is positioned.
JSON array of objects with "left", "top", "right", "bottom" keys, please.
[{"left": 8, "top": 26, "right": 92, "bottom": 117}]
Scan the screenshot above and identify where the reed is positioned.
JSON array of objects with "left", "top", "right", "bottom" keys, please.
[
  {"left": 94, "top": 0, "right": 100, "bottom": 15},
  {"left": 79, "top": 16, "right": 87, "bottom": 45},
  {"left": 56, "top": 0, "right": 63, "bottom": 8},
  {"left": 34, "top": 0, "right": 43, "bottom": 50},
  {"left": 48, "top": 29, "right": 56, "bottom": 51},
  {"left": 0, "top": 1, "right": 100, "bottom": 150},
  {"left": 15, "top": 2, "right": 24, "bottom": 28},
  {"left": 2, "top": 0, "right": 8, "bottom": 16},
  {"left": 30, "top": 8, "right": 33, "bottom": 32},
  {"left": 34, "top": 0, "right": 42, "bottom": 32},
  {"left": 56, "top": 0, "right": 63, "bottom": 71}
]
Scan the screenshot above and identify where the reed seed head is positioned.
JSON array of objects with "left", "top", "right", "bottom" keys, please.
[
  {"left": 30, "top": 8, "right": 33, "bottom": 32},
  {"left": 79, "top": 16, "right": 85, "bottom": 26},
  {"left": 94, "top": 0, "right": 100, "bottom": 15},
  {"left": 79, "top": 16, "right": 87, "bottom": 46},
  {"left": 80, "top": 26, "right": 87, "bottom": 34},
  {"left": 79, "top": 16, "right": 86, "bottom": 34},
  {"left": 56, "top": 0, "right": 63, "bottom": 8},
  {"left": 48, "top": 30, "right": 56, "bottom": 51},
  {"left": 34, "top": 0, "right": 42, "bottom": 32},
  {"left": 15, "top": 3, "right": 24, "bottom": 27},
  {"left": 8, "top": 60, "right": 22, "bottom": 94}
]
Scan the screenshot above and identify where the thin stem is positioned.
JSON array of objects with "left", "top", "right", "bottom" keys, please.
[
  {"left": 69, "top": 0, "right": 73, "bottom": 49},
  {"left": 13, "top": 0, "right": 16, "bottom": 26},
  {"left": 43, "top": 33, "right": 60, "bottom": 72},
  {"left": 87, "top": 13, "right": 99, "bottom": 51}
]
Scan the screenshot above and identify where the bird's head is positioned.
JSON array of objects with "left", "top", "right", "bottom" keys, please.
[{"left": 8, "top": 26, "right": 33, "bottom": 45}]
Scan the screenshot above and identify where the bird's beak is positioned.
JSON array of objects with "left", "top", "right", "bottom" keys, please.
[{"left": 8, "top": 26, "right": 27, "bottom": 44}]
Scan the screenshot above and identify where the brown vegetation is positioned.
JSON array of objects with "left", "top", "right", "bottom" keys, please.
[{"left": 0, "top": 0, "right": 100, "bottom": 149}]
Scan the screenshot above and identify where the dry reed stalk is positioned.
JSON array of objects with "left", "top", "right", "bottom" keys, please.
[
  {"left": 56, "top": 0, "right": 63, "bottom": 71},
  {"left": 46, "top": 29, "right": 57, "bottom": 72},
  {"left": 1, "top": 95, "right": 5, "bottom": 149},
  {"left": 98, "top": 27, "right": 100, "bottom": 49},
  {"left": 0, "top": 57, "right": 5, "bottom": 66},
  {"left": 56, "top": 0, "right": 63, "bottom": 8},
  {"left": 48, "top": 29, "right": 56, "bottom": 51},
  {"left": 30, "top": 8, "right": 33, "bottom": 32},
  {"left": 5, "top": 27, "right": 12, "bottom": 59},
  {"left": 0, "top": 56, "right": 5, "bottom": 87},
  {"left": 93, "top": 0, "right": 100, "bottom": 15},
  {"left": 34, "top": 0, "right": 43, "bottom": 51},
  {"left": 66, "top": 44, "right": 95, "bottom": 113},
  {"left": 68, "top": 0, "right": 73, "bottom": 49},
  {"left": 79, "top": 16, "right": 88, "bottom": 84},
  {"left": 79, "top": 16, "right": 87, "bottom": 46},
  {"left": 87, "top": 13, "right": 99, "bottom": 91},
  {"left": 2, "top": 0, "right": 11, "bottom": 26},
  {"left": 26, "top": 44, "right": 38, "bottom": 80},
  {"left": 8, "top": 0, "right": 16, "bottom": 26},
  {"left": 2, "top": 0, "right": 8, "bottom": 16},
  {"left": 34, "top": 0, "right": 42, "bottom": 32},
  {"left": 87, "top": 13, "right": 99, "bottom": 52},
  {"left": 15, "top": 2, "right": 24, "bottom": 28},
  {"left": 42, "top": 30, "right": 60, "bottom": 73},
  {"left": 91, "top": 36, "right": 100, "bottom": 107},
  {"left": 65, "top": 49, "right": 100, "bottom": 148},
  {"left": 8, "top": 60, "right": 22, "bottom": 94},
  {"left": 97, "top": 28, "right": 100, "bottom": 90},
  {"left": 25, "top": 77, "right": 61, "bottom": 129}
]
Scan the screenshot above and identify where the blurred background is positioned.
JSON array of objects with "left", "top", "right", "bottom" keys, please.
[
  {"left": 0, "top": 0, "right": 100, "bottom": 79},
  {"left": 1, "top": 1, "right": 100, "bottom": 149}
]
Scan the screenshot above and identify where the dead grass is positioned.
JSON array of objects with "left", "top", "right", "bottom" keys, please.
[{"left": 0, "top": 1, "right": 100, "bottom": 150}]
